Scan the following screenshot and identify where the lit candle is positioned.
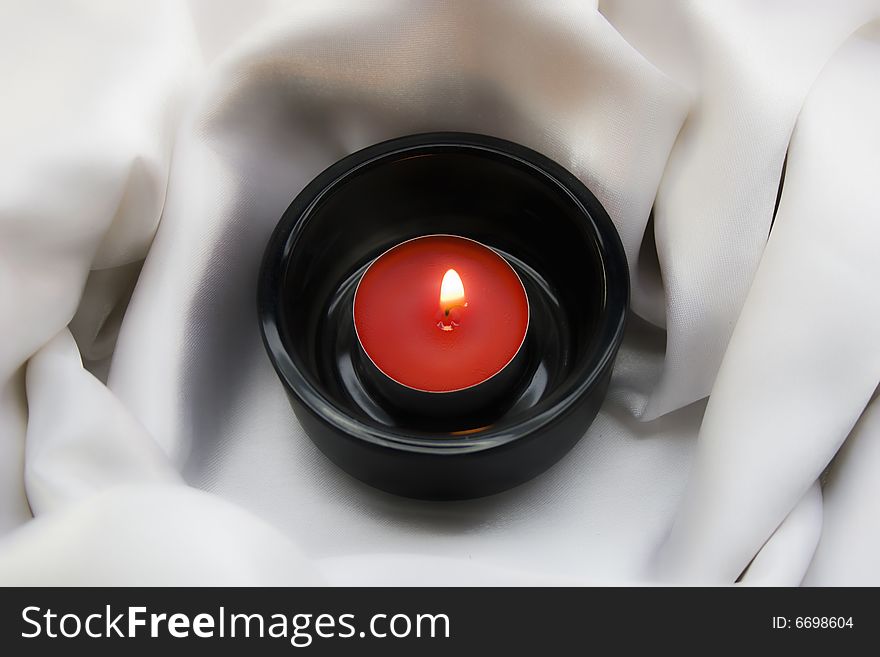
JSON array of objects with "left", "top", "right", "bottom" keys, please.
[{"left": 353, "top": 234, "right": 529, "bottom": 419}]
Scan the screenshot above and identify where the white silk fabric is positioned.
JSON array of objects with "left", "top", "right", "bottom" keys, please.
[{"left": 1, "top": 0, "right": 879, "bottom": 585}]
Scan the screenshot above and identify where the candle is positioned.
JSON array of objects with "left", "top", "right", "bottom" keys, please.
[{"left": 353, "top": 234, "right": 529, "bottom": 418}]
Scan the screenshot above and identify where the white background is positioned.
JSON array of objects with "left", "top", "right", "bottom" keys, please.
[{"left": 1, "top": 0, "right": 879, "bottom": 585}]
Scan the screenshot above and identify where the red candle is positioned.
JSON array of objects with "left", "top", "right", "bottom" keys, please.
[{"left": 353, "top": 235, "right": 529, "bottom": 395}]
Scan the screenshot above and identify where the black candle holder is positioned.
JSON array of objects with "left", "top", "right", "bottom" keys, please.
[{"left": 258, "top": 132, "right": 628, "bottom": 500}]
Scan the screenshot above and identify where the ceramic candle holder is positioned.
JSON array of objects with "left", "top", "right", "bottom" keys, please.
[{"left": 258, "top": 132, "right": 628, "bottom": 500}]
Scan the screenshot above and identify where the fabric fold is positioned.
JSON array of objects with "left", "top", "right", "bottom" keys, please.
[{"left": 656, "top": 22, "right": 880, "bottom": 583}]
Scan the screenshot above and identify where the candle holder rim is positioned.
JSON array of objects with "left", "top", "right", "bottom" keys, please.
[{"left": 258, "top": 131, "right": 628, "bottom": 455}]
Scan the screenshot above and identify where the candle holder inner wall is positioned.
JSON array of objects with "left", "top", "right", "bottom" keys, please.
[{"left": 259, "top": 133, "right": 628, "bottom": 500}]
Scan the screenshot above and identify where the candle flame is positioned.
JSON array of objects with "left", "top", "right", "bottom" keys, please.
[{"left": 439, "top": 268, "right": 466, "bottom": 311}]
